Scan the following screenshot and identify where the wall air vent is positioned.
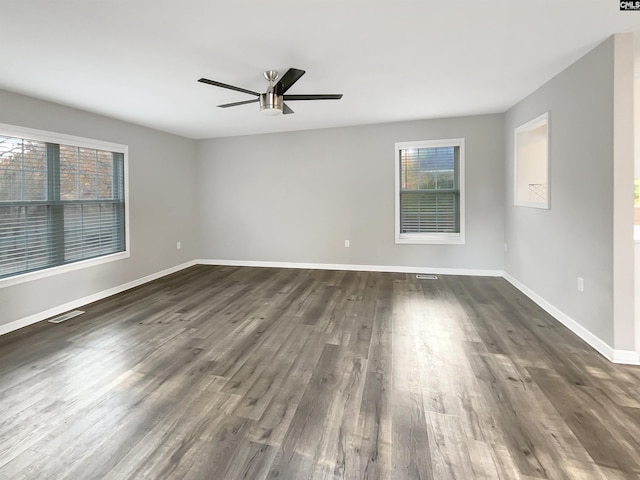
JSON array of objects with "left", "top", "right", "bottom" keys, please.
[
  {"left": 48, "top": 310, "right": 85, "bottom": 324},
  {"left": 416, "top": 275, "right": 438, "bottom": 280}
]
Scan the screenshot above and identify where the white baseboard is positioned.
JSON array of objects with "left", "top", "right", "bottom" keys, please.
[
  {"left": 611, "top": 349, "right": 640, "bottom": 365},
  {"left": 503, "top": 273, "right": 640, "bottom": 365},
  {"left": 197, "top": 259, "right": 504, "bottom": 277},
  {"left": 0, "top": 260, "right": 197, "bottom": 337}
]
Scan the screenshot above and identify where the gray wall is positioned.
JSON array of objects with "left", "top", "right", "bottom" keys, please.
[
  {"left": 504, "top": 38, "right": 615, "bottom": 344},
  {"left": 196, "top": 115, "right": 505, "bottom": 271},
  {"left": 0, "top": 90, "right": 199, "bottom": 329}
]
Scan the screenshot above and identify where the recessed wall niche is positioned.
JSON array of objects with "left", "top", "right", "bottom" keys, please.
[{"left": 514, "top": 112, "right": 549, "bottom": 209}]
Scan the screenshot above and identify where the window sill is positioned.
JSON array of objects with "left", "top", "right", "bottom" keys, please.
[
  {"left": 0, "top": 250, "right": 130, "bottom": 289},
  {"left": 396, "top": 234, "right": 465, "bottom": 245}
]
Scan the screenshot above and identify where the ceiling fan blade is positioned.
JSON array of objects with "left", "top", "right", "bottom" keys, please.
[
  {"left": 283, "top": 103, "right": 294, "bottom": 115},
  {"left": 198, "top": 78, "right": 260, "bottom": 96},
  {"left": 283, "top": 94, "right": 343, "bottom": 101},
  {"left": 275, "top": 68, "right": 305, "bottom": 95},
  {"left": 217, "top": 99, "right": 259, "bottom": 108}
]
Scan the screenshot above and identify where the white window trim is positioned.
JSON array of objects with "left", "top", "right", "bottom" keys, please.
[
  {"left": 0, "top": 123, "right": 130, "bottom": 289},
  {"left": 394, "top": 138, "right": 465, "bottom": 245}
]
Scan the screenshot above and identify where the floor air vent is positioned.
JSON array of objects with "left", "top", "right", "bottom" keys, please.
[
  {"left": 48, "top": 310, "right": 85, "bottom": 324},
  {"left": 416, "top": 274, "right": 438, "bottom": 280}
]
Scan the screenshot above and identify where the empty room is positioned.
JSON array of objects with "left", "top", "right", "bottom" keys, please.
[{"left": 1, "top": 1, "right": 640, "bottom": 479}]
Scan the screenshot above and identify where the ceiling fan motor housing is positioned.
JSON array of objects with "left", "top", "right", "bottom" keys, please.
[{"left": 259, "top": 92, "right": 283, "bottom": 115}]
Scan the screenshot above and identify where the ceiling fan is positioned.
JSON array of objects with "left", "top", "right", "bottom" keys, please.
[{"left": 197, "top": 68, "right": 343, "bottom": 116}]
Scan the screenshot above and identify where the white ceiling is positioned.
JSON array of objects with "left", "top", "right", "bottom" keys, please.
[{"left": 1, "top": 1, "right": 639, "bottom": 139}]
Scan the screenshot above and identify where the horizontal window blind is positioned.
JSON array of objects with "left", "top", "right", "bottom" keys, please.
[
  {"left": 0, "top": 135, "right": 125, "bottom": 279},
  {"left": 399, "top": 145, "right": 460, "bottom": 234}
]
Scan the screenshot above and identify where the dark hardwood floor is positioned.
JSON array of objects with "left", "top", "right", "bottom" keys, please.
[{"left": 1, "top": 265, "right": 639, "bottom": 479}]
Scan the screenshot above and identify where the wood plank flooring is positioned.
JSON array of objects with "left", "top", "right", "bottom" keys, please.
[{"left": 1, "top": 265, "right": 639, "bottom": 479}]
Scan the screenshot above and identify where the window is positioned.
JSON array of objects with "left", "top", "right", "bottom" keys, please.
[
  {"left": 0, "top": 124, "right": 128, "bottom": 284},
  {"left": 514, "top": 112, "right": 549, "bottom": 209},
  {"left": 395, "top": 138, "right": 465, "bottom": 244}
]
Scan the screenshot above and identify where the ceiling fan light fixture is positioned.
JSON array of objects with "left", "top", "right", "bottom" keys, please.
[
  {"left": 259, "top": 93, "right": 283, "bottom": 115},
  {"left": 199, "top": 68, "right": 342, "bottom": 116}
]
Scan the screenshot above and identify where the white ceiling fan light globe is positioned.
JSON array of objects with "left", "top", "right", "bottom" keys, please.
[{"left": 261, "top": 107, "right": 283, "bottom": 116}]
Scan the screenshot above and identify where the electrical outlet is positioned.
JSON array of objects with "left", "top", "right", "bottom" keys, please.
[
  {"left": 504, "top": 243, "right": 508, "bottom": 253},
  {"left": 344, "top": 240, "right": 350, "bottom": 248},
  {"left": 577, "top": 277, "right": 584, "bottom": 292},
  {"left": 176, "top": 241, "right": 181, "bottom": 250}
]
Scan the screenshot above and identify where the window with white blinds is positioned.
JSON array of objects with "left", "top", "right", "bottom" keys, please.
[
  {"left": 0, "top": 125, "right": 128, "bottom": 283},
  {"left": 395, "top": 138, "right": 465, "bottom": 244}
]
